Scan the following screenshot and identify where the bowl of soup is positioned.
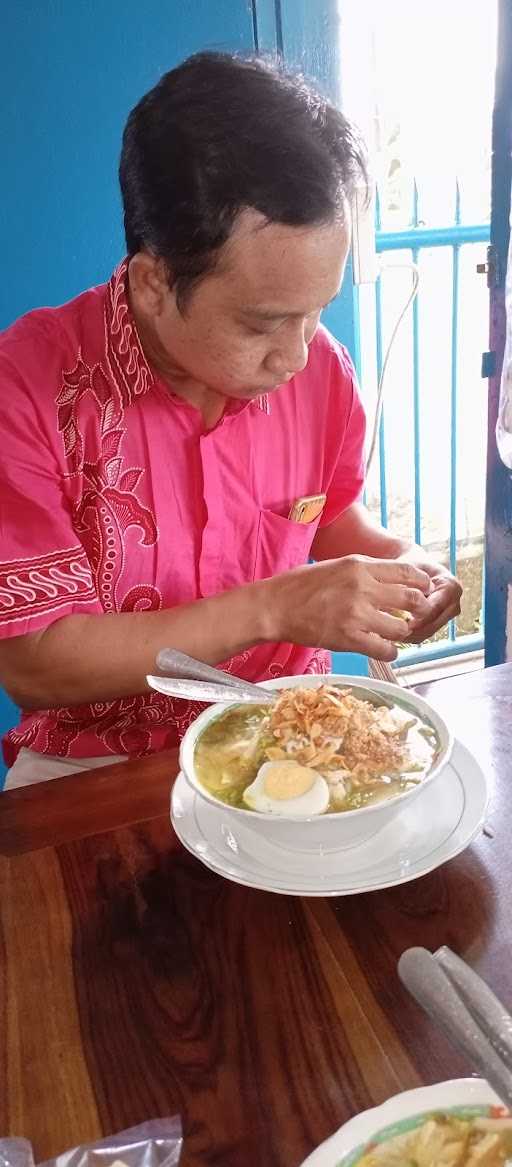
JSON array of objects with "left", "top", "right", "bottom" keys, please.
[
  {"left": 179, "top": 674, "right": 453, "bottom": 849},
  {"left": 300, "top": 1078, "right": 511, "bottom": 1167}
]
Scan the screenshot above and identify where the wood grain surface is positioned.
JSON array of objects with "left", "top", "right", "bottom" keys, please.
[{"left": 1, "top": 664, "right": 512, "bottom": 1166}]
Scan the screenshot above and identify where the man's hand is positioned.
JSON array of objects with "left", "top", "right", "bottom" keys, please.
[
  {"left": 397, "top": 553, "right": 462, "bottom": 643},
  {"left": 312, "top": 505, "right": 463, "bottom": 648},
  {"left": 263, "top": 555, "right": 432, "bottom": 662}
]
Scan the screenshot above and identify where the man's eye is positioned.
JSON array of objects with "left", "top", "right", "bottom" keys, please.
[{"left": 245, "top": 320, "right": 281, "bottom": 336}]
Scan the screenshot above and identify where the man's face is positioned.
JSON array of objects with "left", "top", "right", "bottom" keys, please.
[{"left": 149, "top": 209, "right": 351, "bottom": 399}]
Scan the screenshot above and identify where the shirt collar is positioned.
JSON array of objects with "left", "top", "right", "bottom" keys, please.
[
  {"left": 104, "top": 259, "right": 154, "bottom": 408},
  {"left": 104, "top": 258, "right": 271, "bottom": 415}
]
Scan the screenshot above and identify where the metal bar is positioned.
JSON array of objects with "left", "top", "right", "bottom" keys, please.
[
  {"left": 398, "top": 632, "right": 484, "bottom": 668},
  {"left": 352, "top": 275, "right": 365, "bottom": 517},
  {"left": 375, "top": 274, "right": 388, "bottom": 527},
  {"left": 251, "top": 0, "right": 259, "bottom": 50},
  {"left": 376, "top": 224, "right": 490, "bottom": 252},
  {"left": 374, "top": 188, "right": 388, "bottom": 527},
  {"left": 480, "top": 557, "right": 486, "bottom": 643},
  {"left": 352, "top": 282, "right": 362, "bottom": 381},
  {"left": 412, "top": 246, "right": 421, "bottom": 545},
  {"left": 251, "top": 0, "right": 279, "bottom": 53},
  {"left": 448, "top": 182, "right": 461, "bottom": 641},
  {"left": 274, "top": 0, "right": 284, "bottom": 54},
  {"left": 409, "top": 183, "right": 422, "bottom": 545}
]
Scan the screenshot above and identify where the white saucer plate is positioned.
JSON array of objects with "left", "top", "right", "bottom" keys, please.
[
  {"left": 299, "top": 1078, "right": 503, "bottom": 1166},
  {"left": 170, "top": 740, "right": 488, "bottom": 896}
]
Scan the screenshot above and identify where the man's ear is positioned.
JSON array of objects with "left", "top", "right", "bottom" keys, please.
[{"left": 128, "top": 252, "right": 172, "bottom": 317}]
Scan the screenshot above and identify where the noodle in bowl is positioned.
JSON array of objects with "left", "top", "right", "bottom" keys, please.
[{"left": 179, "top": 674, "right": 453, "bottom": 851}]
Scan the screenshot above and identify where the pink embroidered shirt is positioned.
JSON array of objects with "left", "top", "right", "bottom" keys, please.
[{"left": 0, "top": 261, "right": 366, "bottom": 763}]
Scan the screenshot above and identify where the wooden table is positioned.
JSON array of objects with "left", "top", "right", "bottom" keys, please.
[{"left": 1, "top": 664, "right": 512, "bottom": 1167}]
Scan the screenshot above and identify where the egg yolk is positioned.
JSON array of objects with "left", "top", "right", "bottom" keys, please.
[{"left": 262, "top": 762, "right": 316, "bottom": 801}]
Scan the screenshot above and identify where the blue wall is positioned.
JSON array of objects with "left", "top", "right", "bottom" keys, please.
[
  {"left": 0, "top": 1, "right": 256, "bottom": 780},
  {"left": 2, "top": 0, "right": 358, "bottom": 355},
  {"left": 0, "top": 0, "right": 255, "bottom": 327}
]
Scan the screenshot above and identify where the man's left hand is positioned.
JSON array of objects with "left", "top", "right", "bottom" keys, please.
[
  {"left": 311, "top": 505, "right": 463, "bottom": 643},
  {"left": 398, "top": 554, "right": 462, "bottom": 643}
]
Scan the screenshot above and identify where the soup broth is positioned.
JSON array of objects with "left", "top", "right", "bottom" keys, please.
[{"left": 194, "top": 684, "right": 440, "bottom": 815}]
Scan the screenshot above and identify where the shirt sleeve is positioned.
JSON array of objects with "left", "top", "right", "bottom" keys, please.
[
  {"left": 318, "top": 337, "right": 367, "bottom": 527},
  {"left": 0, "top": 336, "right": 102, "bottom": 639}
]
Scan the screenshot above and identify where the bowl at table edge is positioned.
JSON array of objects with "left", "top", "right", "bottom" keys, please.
[
  {"left": 178, "top": 674, "right": 453, "bottom": 851},
  {"left": 299, "top": 1078, "right": 507, "bottom": 1167}
]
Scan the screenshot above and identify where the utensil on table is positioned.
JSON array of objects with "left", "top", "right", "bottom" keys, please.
[
  {"left": 147, "top": 648, "right": 275, "bottom": 704},
  {"left": 398, "top": 945, "right": 512, "bottom": 1110},
  {"left": 148, "top": 648, "right": 398, "bottom": 706}
]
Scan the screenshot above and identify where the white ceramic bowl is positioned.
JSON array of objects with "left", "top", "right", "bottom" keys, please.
[
  {"left": 300, "top": 1078, "right": 507, "bottom": 1166},
  {"left": 179, "top": 673, "right": 453, "bottom": 852}
]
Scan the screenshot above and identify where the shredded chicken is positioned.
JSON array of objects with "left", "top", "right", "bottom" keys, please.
[{"left": 265, "top": 684, "right": 413, "bottom": 782}]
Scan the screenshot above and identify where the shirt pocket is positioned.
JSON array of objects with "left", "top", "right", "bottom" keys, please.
[{"left": 253, "top": 507, "right": 322, "bottom": 581}]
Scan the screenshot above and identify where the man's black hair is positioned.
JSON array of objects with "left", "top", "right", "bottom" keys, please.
[{"left": 119, "top": 52, "right": 367, "bottom": 308}]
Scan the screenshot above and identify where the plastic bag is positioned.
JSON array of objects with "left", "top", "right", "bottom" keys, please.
[{"left": 0, "top": 1119, "right": 182, "bottom": 1167}]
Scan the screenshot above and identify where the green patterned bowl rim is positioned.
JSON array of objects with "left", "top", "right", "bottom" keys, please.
[{"left": 337, "top": 1102, "right": 509, "bottom": 1166}]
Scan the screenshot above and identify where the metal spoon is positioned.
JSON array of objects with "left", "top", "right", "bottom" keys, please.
[
  {"left": 398, "top": 946, "right": 512, "bottom": 1110},
  {"left": 146, "top": 674, "right": 275, "bottom": 704},
  {"left": 148, "top": 648, "right": 396, "bottom": 708},
  {"left": 435, "top": 945, "right": 512, "bottom": 1073},
  {"left": 147, "top": 648, "right": 275, "bottom": 704}
]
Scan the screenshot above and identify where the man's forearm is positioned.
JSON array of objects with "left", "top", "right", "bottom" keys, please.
[
  {"left": 0, "top": 581, "right": 271, "bottom": 710},
  {"left": 312, "top": 501, "right": 408, "bottom": 561},
  {"left": 0, "top": 530, "right": 441, "bottom": 709}
]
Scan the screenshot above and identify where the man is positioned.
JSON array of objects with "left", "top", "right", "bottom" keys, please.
[{"left": 0, "top": 53, "right": 461, "bottom": 788}]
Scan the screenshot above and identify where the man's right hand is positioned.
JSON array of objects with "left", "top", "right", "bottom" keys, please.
[{"left": 261, "top": 555, "right": 432, "bottom": 661}]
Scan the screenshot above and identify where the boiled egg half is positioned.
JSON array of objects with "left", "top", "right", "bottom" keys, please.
[{"left": 243, "top": 760, "right": 329, "bottom": 816}]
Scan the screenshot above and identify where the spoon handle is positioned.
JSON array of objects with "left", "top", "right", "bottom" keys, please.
[
  {"left": 154, "top": 648, "right": 274, "bottom": 702},
  {"left": 398, "top": 947, "right": 512, "bottom": 1110},
  {"left": 147, "top": 674, "right": 274, "bottom": 704},
  {"left": 435, "top": 946, "right": 512, "bottom": 1072}
]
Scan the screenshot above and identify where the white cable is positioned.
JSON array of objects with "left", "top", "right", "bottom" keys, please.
[{"left": 365, "top": 262, "right": 420, "bottom": 473}]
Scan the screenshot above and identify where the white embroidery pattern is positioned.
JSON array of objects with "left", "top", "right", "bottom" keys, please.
[{"left": 0, "top": 546, "right": 96, "bottom": 624}]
